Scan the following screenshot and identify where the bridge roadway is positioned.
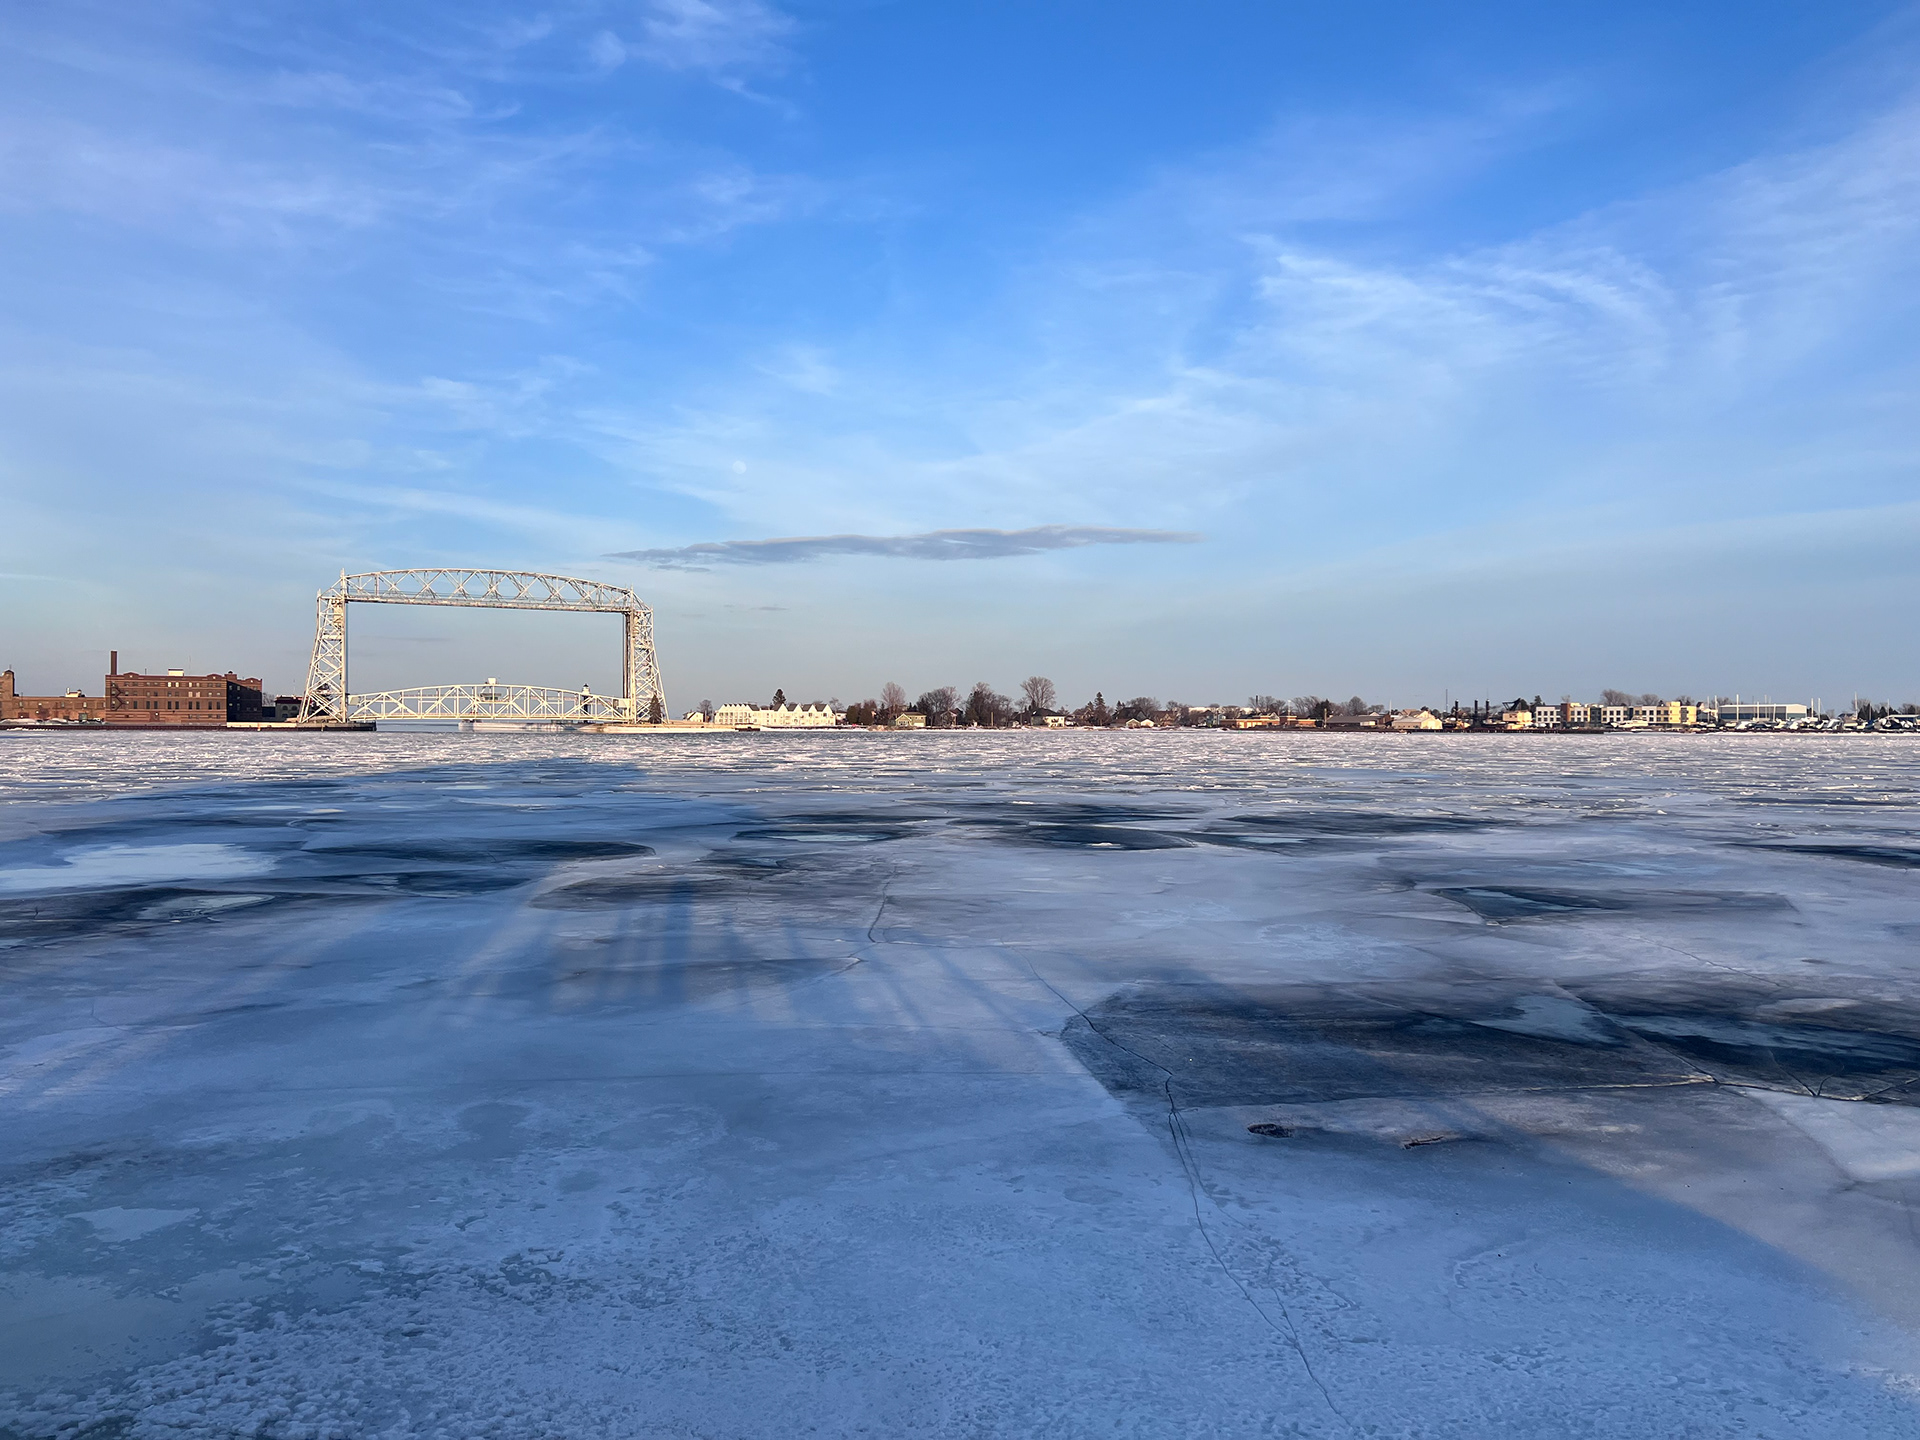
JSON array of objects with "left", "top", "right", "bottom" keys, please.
[{"left": 344, "top": 682, "right": 630, "bottom": 723}]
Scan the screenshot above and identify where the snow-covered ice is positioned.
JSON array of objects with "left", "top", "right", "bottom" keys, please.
[{"left": 2, "top": 730, "right": 1919, "bottom": 1437}]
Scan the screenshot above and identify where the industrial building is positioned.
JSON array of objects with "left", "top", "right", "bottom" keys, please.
[
  {"left": 104, "top": 653, "right": 263, "bottom": 725},
  {"left": 0, "top": 670, "right": 103, "bottom": 722},
  {"left": 4, "top": 656, "right": 266, "bottom": 726}
]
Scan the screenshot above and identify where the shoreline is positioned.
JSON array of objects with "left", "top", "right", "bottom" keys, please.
[{"left": 1, "top": 722, "right": 1910, "bottom": 738}]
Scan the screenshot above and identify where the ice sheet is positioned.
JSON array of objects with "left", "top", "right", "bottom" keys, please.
[
  {"left": 1, "top": 730, "right": 1918, "bottom": 1437},
  {"left": 0, "top": 843, "right": 273, "bottom": 894}
]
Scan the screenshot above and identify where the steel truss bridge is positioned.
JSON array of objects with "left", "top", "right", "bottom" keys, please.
[
  {"left": 297, "top": 569, "right": 664, "bottom": 725},
  {"left": 348, "top": 683, "right": 632, "bottom": 722}
]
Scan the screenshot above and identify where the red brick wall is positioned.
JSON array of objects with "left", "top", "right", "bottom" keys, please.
[{"left": 105, "top": 671, "right": 264, "bottom": 724}]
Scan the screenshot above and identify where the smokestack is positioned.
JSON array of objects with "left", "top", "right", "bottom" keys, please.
[{"left": 110, "top": 650, "right": 118, "bottom": 676}]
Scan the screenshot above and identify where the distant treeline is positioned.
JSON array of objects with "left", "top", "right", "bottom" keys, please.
[
  {"left": 816, "top": 680, "right": 1383, "bottom": 728},
  {"left": 717, "top": 681, "right": 1919, "bottom": 728}
]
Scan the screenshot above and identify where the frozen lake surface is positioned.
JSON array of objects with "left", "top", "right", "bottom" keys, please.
[{"left": 2, "top": 730, "right": 1919, "bottom": 1438}]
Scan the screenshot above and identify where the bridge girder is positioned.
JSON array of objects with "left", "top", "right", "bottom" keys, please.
[{"left": 345, "top": 683, "right": 628, "bottom": 722}]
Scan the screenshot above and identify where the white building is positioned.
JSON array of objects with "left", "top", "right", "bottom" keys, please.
[
  {"left": 713, "top": 702, "right": 839, "bottom": 729},
  {"left": 1716, "top": 702, "right": 1808, "bottom": 724}
]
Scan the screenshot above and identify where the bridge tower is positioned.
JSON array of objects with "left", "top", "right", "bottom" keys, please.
[{"left": 303, "top": 574, "right": 350, "bottom": 721}]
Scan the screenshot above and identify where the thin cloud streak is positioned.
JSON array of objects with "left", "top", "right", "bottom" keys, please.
[{"left": 611, "top": 524, "right": 1204, "bottom": 569}]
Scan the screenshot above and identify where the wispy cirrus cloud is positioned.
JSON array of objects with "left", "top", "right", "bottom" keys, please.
[
  {"left": 591, "top": 0, "right": 796, "bottom": 82},
  {"left": 610, "top": 524, "right": 1203, "bottom": 569}
]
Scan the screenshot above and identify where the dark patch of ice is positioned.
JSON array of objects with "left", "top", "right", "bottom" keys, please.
[
  {"left": 1062, "top": 984, "right": 1701, "bottom": 1109},
  {"left": 1062, "top": 979, "right": 1920, "bottom": 1114},
  {"left": 1432, "top": 887, "right": 1788, "bottom": 922},
  {"left": 530, "top": 875, "right": 742, "bottom": 907},
  {"left": 1608, "top": 1014, "right": 1920, "bottom": 1095},
  {"left": 1229, "top": 811, "right": 1504, "bottom": 836},
  {"left": 730, "top": 827, "right": 910, "bottom": 845},
  {"left": 1433, "top": 887, "right": 1629, "bottom": 920},
  {"left": 302, "top": 840, "right": 655, "bottom": 863},
  {"left": 978, "top": 822, "right": 1191, "bottom": 851},
  {"left": 1742, "top": 842, "right": 1920, "bottom": 869}
]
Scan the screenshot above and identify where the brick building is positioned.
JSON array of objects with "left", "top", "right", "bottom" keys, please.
[
  {"left": 5, "top": 657, "right": 264, "bottom": 725},
  {"left": 0, "top": 670, "right": 104, "bottom": 722},
  {"left": 106, "top": 659, "right": 263, "bottom": 725}
]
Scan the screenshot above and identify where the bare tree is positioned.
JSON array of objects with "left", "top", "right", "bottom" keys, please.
[
  {"left": 699, "top": 699, "right": 714, "bottom": 721},
  {"left": 1291, "top": 695, "right": 1331, "bottom": 720},
  {"left": 880, "top": 681, "right": 907, "bottom": 722},
  {"left": 1019, "top": 675, "right": 1057, "bottom": 716},
  {"left": 1248, "top": 694, "right": 1280, "bottom": 714},
  {"left": 1115, "top": 696, "right": 1161, "bottom": 722},
  {"left": 916, "top": 686, "right": 959, "bottom": 727},
  {"left": 965, "top": 681, "right": 1015, "bottom": 727},
  {"left": 1342, "top": 696, "right": 1372, "bottom": 715},
  {"left": 1600, "top": 689, "right": 1635, "bottom": 707},
  {"left": 1075, "top": 692, "right": 1111, "bottom": 727}
]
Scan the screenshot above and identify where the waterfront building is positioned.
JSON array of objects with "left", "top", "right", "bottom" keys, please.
[
  {"left": 6, "top": 660, "right": 263, "bottom": 725},
  {"left": 1387, "top": 710, "right": 1442, "bottom": 730},
  {"left": 1, "top": 670, "right": 103, "bottom": 722},
  {"left": 1717, "top": 702, "right": 1809, "bottom": 724},
  {"left": 712, "top": 701, "right": 838, "bottom": 729},
  {"left": 106, "top": 663, "right": 262, "bottom": 724},
  {"left": 1631, "top": 702, "right": 1700, "bottom": 726}
]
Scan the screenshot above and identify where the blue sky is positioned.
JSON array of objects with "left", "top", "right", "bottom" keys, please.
[{"left": 3, "top": 0, "right": 1917, "bottom": 709}]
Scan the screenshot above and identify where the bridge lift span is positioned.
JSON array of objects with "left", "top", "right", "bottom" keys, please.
[{"left": 296, "top": 569, "right": 665, "bottom": 725}]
